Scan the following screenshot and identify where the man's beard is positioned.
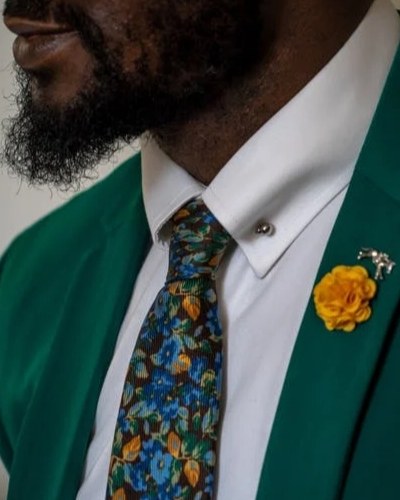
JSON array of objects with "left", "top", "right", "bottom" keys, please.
[
  {"left": 3, "top": 62, "right": 208, "bottom": 190},
  {"left": 2, "top": 1, "right": 264, "bottom": 189}
]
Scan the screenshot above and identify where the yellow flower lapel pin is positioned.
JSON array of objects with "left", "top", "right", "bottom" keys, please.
[{"left": 313, "top": 248, "right": 396, "bottom": 333}]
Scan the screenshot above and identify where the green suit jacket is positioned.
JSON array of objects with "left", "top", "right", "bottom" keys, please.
[{"left": 2, "top": 46, "right": 400, "bottom": 500}]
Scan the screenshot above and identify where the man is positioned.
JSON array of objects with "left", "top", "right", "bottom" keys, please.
[{"left": 1, "top": 0, "right": 400, "bottom": 497}]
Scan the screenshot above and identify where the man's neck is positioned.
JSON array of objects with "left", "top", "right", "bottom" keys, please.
[{"left": 153, "top": 0, "right": 374, "bottom": 185}]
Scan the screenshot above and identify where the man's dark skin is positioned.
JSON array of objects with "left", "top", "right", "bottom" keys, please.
[{"left": 2, "top": 0, "right": 373, "bottom": 187}]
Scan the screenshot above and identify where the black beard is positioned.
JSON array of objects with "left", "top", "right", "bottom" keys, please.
[
  {"left": 2, "top": 64, "right": 216, "bottom": 190},
  {"left": 2, "top": 1, "right": 264, "bottom": 189}
]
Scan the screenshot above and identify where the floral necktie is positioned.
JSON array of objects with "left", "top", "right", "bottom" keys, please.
[{"left": 107, "top": 199, "right": 231, "bottom": 499}]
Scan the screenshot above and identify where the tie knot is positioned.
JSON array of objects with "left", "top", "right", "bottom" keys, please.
[{"left": 166, "top": 199, "right": 231, "bottom": 282}]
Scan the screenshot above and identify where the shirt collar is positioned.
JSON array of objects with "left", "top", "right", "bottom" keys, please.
[
  {"left": 141, "top": 136, "right": 203, "bottom": 242},
  {"left": 141, "top": 0, "right": 400, "bottom": 277}
]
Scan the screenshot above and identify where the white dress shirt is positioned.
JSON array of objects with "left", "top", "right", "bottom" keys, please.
[{"left": 77, "top": 1, "right": 400, "bottom": 498}]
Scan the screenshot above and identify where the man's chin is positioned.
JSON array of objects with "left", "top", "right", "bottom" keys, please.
[
  {"left": 2, "top": 43, "right": 231, "bottom": 189},
  {"left": 26, "top": 69, "right": 96, "bottom": 113},
  {"left": 28, "top": 76, "right": 83, "bottom": 111},
  {"left": 3, "top": 86, "right": 119, "bottom": 189}
]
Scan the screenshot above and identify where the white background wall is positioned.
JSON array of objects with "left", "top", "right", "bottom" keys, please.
[{"left": 1, "top": 1, "right": 400, "bottom": 499}]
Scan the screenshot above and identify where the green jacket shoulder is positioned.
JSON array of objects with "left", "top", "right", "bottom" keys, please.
[{"left": 0, "top": 153, "right": 142, "bottom": 277}]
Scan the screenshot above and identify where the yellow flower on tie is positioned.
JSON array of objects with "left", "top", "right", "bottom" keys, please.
[
  {"left": 122, "top": 435, "right": 141, "bottom": 462},
  {"left": 167, "top": 431, "right": 181, "bottom": 458},
  {"left": 313, "top": 265, "right": 377, "bottom": 332},
  {"left": 112, "top": 488, "right": 126, "bottom": 500},
  {"left": 183, "top": 295, "right": 201, "bottom": 321},
  {"left": 184, "top": 460, "right": 201, "bottom": 487}
]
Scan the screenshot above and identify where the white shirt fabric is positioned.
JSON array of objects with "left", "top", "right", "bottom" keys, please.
[{"left": 77, "top": 1, "right": 400, "bottom": 498}]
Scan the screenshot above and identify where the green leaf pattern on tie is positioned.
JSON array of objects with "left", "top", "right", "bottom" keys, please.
[{"left": 107, "top": 199, "right": 231, "bottom": 499}]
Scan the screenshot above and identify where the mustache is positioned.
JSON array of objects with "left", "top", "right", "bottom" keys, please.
[
  {"left": 3, "top": 0, "right": 51, "bottom": 20},
  {"left": 3, "top": 1, "right": 107, "bottom": 62}
]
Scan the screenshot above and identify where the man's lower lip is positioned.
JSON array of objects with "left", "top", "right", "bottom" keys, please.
[{"left": 13, "top": 31, "right": 79, "bottom": 70}]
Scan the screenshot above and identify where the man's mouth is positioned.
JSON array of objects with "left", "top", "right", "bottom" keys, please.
[{"left": 3, "top": 16, "right": 78, "bottom": 70}]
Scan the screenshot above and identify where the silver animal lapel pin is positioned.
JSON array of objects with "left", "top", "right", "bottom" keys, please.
[{"left": 357, "top": 248, "right": 396, "bottom": 281}]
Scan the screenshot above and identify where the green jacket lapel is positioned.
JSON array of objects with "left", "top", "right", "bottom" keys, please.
[
  {"left": 5, "top": 156, "right": 151, "bottom": 500},
  {"left": 256, "top": 45, "right": 400, "bottom": 499}
]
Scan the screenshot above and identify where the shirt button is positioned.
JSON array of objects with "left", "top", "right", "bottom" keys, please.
[{"left": 255, "top": 222, "right": 275, "bottom": 236}]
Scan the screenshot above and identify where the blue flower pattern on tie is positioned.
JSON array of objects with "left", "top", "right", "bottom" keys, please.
[{"left": 107, "top": 199, "right": 231, "bottom": 499}]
